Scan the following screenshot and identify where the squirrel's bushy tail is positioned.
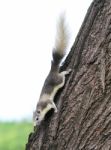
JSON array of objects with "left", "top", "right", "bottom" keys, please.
[{"left": 51, "top": 14, "right": 69, "bottom": 71}]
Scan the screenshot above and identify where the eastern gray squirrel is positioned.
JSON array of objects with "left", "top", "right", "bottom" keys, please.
[{"left": 33, "top": 16, "right": 71, "bottom": 126}]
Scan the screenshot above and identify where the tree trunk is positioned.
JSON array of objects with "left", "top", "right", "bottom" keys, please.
[{"left": 26, "top": 0, "right": 111, "bottom": 149}]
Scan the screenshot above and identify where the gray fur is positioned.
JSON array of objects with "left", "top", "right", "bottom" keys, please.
[{"left": 33, "top": 15, "right": 71, "bottom": 126}]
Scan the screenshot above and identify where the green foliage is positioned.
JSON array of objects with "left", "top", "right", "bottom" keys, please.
[{"left": 0, "top": 121, "right": 33, "bottom": 150}]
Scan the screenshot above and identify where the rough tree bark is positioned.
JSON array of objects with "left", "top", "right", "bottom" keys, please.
[{"left": 26, "top": 0, "right": 111, "bottom": 149}]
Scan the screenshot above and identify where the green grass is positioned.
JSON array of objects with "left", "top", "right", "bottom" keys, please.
[{"left": 0, "top": 121, "right": 33, "bottom": 150}]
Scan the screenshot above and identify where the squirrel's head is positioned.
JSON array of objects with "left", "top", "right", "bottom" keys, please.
[{"left": 33, "top": 100, "right": 54, "bottom": 126}]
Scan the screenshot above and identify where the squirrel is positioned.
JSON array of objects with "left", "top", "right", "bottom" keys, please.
[{"left": 33, "top": 15, "right": 71, "bottom": 126}]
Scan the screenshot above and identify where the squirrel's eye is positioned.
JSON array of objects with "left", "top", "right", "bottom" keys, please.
[
  {"left": 36, "top": 117, "right": 39, "bottom": 121},
  {"left": 37, "top": 110, "right": 40, "bottom": 114}
]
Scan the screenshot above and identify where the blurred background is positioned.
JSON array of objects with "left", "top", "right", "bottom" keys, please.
[{"left": 0, "top": 0, "right": 92, "bottom": 149}]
